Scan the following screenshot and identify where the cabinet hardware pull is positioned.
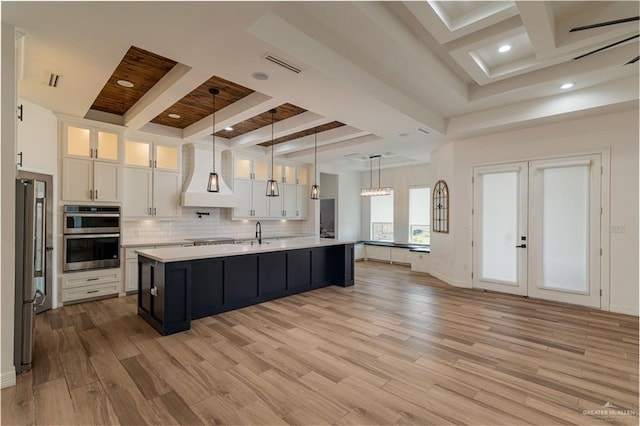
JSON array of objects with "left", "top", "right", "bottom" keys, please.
[
  {"left": 87, "top": 278, "right": 99, "bottom": 281},
  {"left": 87, "top": 290, "right": 99, "bottom": 293},
  {"left": 17, "top": 104, "right": 23, "bottom": 121},
  {"left": 94, "top": 190, "right": 98, "bottom": 199},
  {"left": 154, "top": 160, "right": 157, "bottom": 168},
  {"left": 153, "top": 207, "right": 157, "bottom": 216},
  {"left": 17, "top": 152, "right": 23, "bottom": 167},
  {"left": 149, "top": 160, "right": 153, "bottom": 168},
  {"left": 95, "top": 149, "right": 98, "bottom": 158},
  {"left": 148, "top": 207, "right": 152, "bottom": 216}
]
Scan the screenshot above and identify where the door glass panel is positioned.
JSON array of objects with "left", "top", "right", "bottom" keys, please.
[
  {"left": 254, "top": 161, "right": 269, "bottom": 180},
  {"left": 298, "top": 167, "right": 308, "bottom": 185},
  {"left": 125, "top": 140, "right": 150, "bottom": 167},
  {"left": 67, "top": 126, "right": 91, "bottom": 157},
  {"left": 285, "top": 166, "right": 295, "bottom": 183},
  {"left": 481, "top": 172, "right": 518, "bottom": 283},
  {"left": 541, "top": 166, "right": 588, "bottom": 291},
  {"left": 235, "top": 159, "right": 251, "bottom": 179},
  {"left": 97, "top": 131, "right": 119, "bottom": 160},
  {"left": 156, "top": 145, "right": 178, "bottom": 170}
]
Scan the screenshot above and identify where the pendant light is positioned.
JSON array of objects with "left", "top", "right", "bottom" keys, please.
[
  {"left": 310, "top": 128, "right": 320, "bottom": 200},
  {"left": 266, "top": 108, "right": 279, "bottom": 197},
  {"left": 206, "top": 88, "right": 220, "bottom": 192},
  {"left": 360, "top": 154, "right": 392, "bottom": 196}
]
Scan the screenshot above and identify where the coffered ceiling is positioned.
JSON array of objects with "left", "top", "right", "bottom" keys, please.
[{"left": 4, "top": 1, "right": 638, "bottom": 170}]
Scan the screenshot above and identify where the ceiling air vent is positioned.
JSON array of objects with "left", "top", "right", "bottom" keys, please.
[
  {"left": 48, "top": 73, "right": 60, "bottom": 88},
  {"left": 263, "top": 53, "right": 302, "bottom": 74},
  {"left": 417, "top": 128, "right": 430, "bottom": 135}
]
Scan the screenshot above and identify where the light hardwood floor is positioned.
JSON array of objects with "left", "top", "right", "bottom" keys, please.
[{"left": 2, "top": 261, "right": 638, "bottom": 425}]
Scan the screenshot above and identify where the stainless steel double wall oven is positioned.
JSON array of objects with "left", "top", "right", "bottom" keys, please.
[{"left": 63, "top": 205, "right": 120, "bottom": 272}]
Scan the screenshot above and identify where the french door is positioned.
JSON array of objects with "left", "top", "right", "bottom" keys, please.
[{"left": 472, "top": 155, "right": 602, "bottom": 308}]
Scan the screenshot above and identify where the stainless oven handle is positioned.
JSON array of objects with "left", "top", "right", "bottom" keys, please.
[
  {"left": 64, "top": 213, "right": 120, "bottom": 218},
  {"left": 64, "top": 233, "right": 120, "bottom": 239}
]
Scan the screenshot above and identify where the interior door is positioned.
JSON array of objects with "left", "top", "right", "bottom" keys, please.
[
  {"left": 473, "top": 155, "right": 602, "bottom": 308},
  {"left": 472, "top": 163, "right": 529, "bottom": 295},
  {"left": 527, "top": 155, "right": 601, "bottom": 308}
]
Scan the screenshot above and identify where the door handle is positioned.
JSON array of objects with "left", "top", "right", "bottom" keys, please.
[{"left": 515, "top": 244, "right": 527, "bottom": 248}]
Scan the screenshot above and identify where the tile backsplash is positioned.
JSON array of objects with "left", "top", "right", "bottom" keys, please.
[{"left": 122, "top": 207, "right": 316, "bottom": 244}]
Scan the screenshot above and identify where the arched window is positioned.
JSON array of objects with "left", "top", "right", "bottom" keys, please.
[{"left": 433, "top": 180, "right": 449, "bottom": 233}]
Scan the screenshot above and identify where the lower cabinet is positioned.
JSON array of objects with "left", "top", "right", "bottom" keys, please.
[
  {"left": 139, "top": 244, "right": 355, "bottom": 335},
  {"left": 138, "top": 257, "right": 191, "bottom": 335},
  {"left": 61, "top": 268, "right": 121, "bottom": 305}
]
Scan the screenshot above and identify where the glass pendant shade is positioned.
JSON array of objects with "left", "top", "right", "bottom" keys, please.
[
  {"left": 360, "top": 155, "right": 392, "bottom": 197},
  {"left": 207, "top": 172, "right": 219, "bottom": 193},
  {"left": 310, "top": 184, "right": 320, "bottom": 200},
  {"left": 266, "top": 179, "right": 279, "bottom": 197}
]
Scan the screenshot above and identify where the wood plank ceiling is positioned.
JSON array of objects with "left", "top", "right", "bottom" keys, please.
[
  {"left": 151, "top": 75, "right": 254, "bottom": 128},
  {"left": 89, "top": 45, "right": 353, "bottom": 149},
  {"left": 90, "top": 46, "right": 177, "bottom": 115}
]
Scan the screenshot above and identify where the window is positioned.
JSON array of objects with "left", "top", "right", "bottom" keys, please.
[
  {"left": 409, "top": 187, "right": 430, "bottom": 244},
  {"left": 370, "top": 191, "right": 394, "bottom": 241}
]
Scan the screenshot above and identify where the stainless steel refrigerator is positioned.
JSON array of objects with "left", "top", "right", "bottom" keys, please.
[{"left": 14, "top": 173, "right": 52, "bottom": 373}]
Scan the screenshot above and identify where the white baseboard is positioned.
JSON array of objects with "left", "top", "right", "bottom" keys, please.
[
  {"left": 609, "top": 304, "right": 639, "bottom": 316},
  {"left": 1, "top": 367, "right": 16, "bottom": 389}
]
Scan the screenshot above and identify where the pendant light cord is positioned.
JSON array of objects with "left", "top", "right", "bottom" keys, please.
[
  {"left": 378, "top": 156, "right": 381, "bottom": 188},
  {"left": 271, "top": 109, "right": 275, "bottom": 178},
  {"left": 212, "top": 91, "right": 216, "bottom": 173},
  {"left": 314, "top": 129, "right": 317, "bottom": 186}
]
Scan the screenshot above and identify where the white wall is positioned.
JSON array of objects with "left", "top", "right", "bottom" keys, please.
[
  {"left": 1, "top": 23, "right": 17, "bottom": 388},
  {"left": 360, "top": 163, "right": 432, "bottom": 242},
  {"left": 440, "top": 108, "right": 639, "bottom": 315}
]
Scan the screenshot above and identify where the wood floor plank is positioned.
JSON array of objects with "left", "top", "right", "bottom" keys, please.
[
  {"left": 33, "top": 378, "right": 76, "bottom": 425},
  {"left": 69, "top": 381, "right": 120, "bottom": 425},
  {"left": 3, "top": 261, "right": 637, "bottom": 425}
]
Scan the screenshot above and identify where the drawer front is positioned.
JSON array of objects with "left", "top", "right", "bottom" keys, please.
[
  {"left": 62, "top": 282, "right": 119, "bottom": 303},
  {"left": 62, "top": 271, "right": 121, "bottom": 289}
]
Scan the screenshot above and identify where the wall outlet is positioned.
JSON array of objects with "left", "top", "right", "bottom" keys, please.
[{"left": 610, "top": 225, "right": 625, "bottom": 233}]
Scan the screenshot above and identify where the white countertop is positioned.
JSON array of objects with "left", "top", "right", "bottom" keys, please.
[
  {"left": 121, "top": 234, "right": 316, "bottom": 248},
  {"left": 136, "top": 238, "right": 354, "bottom": 262}
]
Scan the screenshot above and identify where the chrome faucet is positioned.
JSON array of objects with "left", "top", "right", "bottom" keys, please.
[{"left": 255, "top": 221, "right": 262, "bottom": 245}]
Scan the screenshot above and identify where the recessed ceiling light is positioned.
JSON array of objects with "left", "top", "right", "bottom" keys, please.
[
  {"left": 498, "top": 44, "right": 512, "bottom": 53},
  {"left": 252, "top": 72, "right": 269, "bottom": 81},
  {"left": 116, "top": 79, "right": 134, "bottom": 88},
  {"left": 225, "top": 126, "right": 234, "bottom": 131},
  {"left": 168, "top": 113, "right": 181, "bottom": 119},
  {"left": 560, "top": 82, "right": 575, "bottom": 90}
]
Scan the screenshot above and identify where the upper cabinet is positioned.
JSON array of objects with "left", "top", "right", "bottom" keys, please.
[
  {"left": 61, "top": 121, "right": 122, "bottom": 203},
  {"left": 231, "top": 153, "right": 309, "bottom": 220},
  {"left": 124, "top": 140, "right": 179, "bottom": 172},
  {"left": 63, "top": 124, "right": 120, "bottom": 163},
  {"left": 122, "top": 138, "right": 181, "bottom": 218}
]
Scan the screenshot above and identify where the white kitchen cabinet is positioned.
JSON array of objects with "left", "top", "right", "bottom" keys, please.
[
  {"left": 365, "top": 245, "right": 391, "bottom": 262},
  {"left": 63, "top": 123, "right": 120, "bottom": 163},
  {"left": 296, "top": 185, "right": 309, "bottom": 218},
  {"left": 391, "top": 247, "right": 410, "bottom": 265},
  {"left": 124, "top": 139, "right": 179, "bottom": 172},
  {"left": 123, "top": 168, "right": 153, "bottom": 217},
  {"left": 123, "top": 139, "right": 181, "bottom": 218},
  {"left": 61, "top": 268, "right": 121, "bottom": 304},
  {"left": 354, "top": 244, "right": 365, "bottom": 261},
  {"left": 233, "top": 179, "right": 269, "bottom": 218},
  {"left": 16, "top": 99, "right": 58, "bottom": 173},
  {"left": 269, "top": 183, "right": 297, "bottom": 218},
  {"left": 62, "top": 157, "right": 120, "bottom": 203}
]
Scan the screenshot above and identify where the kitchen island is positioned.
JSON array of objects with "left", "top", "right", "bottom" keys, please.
[{"left": 136, "top": 238, "right": 354, "bottom": 335}]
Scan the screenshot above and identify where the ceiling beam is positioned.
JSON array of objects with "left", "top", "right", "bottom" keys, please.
[
  {"left": 123, "top": 64, "right": 210, "bottom": 130},
  {"left": 517, "top": 2, "right": 556, "bottom": 59},
  {"left": 182, "top": 92, "right": 280, "bottom": 141},
  {"left": 229, "top": 111, "right": 330, "bottom": 149},
  {"left": 273, "top": 125, "right": 369, "bottom": 156},
  {"left": 285, "top": 134, "right": 382, "bottom": 160}
]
